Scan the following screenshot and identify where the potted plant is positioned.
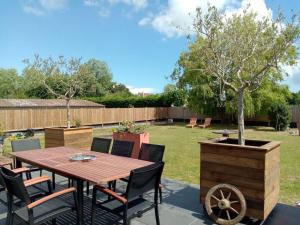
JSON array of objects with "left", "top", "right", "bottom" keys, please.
[
  {"left": 23, "top": 55, "right": 95, "bottom": 150},
  {"left": 173, "top": 6, "right": 300, "bottom": 223},
  {"left": 113, "top": 121, "right": 149, "bottom": 158}
]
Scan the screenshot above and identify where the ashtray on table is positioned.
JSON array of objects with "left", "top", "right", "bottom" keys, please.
[{"left": 69, "top": 154, "right": 96, "bottom": 162}]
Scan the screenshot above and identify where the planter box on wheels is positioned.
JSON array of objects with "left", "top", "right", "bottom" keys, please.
[
  {"left": 113, "top": 132, "right": 149, "bottom": 158},
  {"left": 200, "top": 138, "right": 280, "bottom": 222},
  {"left": 45, "top": 127, "right": 93, "bottom": 151}
]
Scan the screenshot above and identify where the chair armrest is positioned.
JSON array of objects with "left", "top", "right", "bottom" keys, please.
[
  {"left": 95, "top": 185, "right": 127, "bottom": 204},
  {"left": 24, "top": 176, "right": 50, "bottom": 187},
  {"left": 12, "top": 167, "right": 30, "bottom": 174},
  {"left": 27, "top": 187, "right": 76, "bottom": 209}
]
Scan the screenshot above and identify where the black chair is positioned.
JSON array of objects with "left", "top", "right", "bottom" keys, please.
[
  {"left": 11, "top": 139, "right": 56, "bottom": 190},
  {"left": 91, "top": 162, "right": 164, "bottom": 225},
  {"left": 109, "top": 140, "right": 134, "bottom": 191},
  {"left": 0, "top": 167, "right": 52, "bottom": 205},
  {"left": 1, "top": 167, "right": 78, "bottom": 225},
  {"left": 91, "top": 137, "right": 112, "bottom": 153},
  {"left": 122, "top": 143, "right": 165, "bottom": 203},
  {"left": 85, "top": 137, "right": 112, "bottom": 195},
  {"left": 111, "top": 140, "right": 134, "bottom": 158}
]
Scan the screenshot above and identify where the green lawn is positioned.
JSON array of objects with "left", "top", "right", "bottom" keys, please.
[{"left": 3, "top": 123, "right": 300, "bottom": 205}]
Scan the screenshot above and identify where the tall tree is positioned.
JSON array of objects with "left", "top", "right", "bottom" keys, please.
[
  {"left": 0, "top": 68, "right": 25, "bottom": 98},
  {"left": 173, "top": 6, "right": 300, "bottom": 145},
  {"left": 23, "top": 55, "right": 96, "bottom": 128},
  {"left": 84, "top": 59, "right": 113, "bottom": 96}
]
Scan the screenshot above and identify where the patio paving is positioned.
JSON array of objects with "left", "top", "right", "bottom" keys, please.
[{"left": 0, "top": 172, "right": 299, "bottom": 225}]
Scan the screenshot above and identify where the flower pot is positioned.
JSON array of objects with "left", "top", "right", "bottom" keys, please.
[
  {"left": 113, "top": 132, "right": 150, "bottom": 158},
  {"left": 199, "top": 137, "right": 280, "bottom": 220},
  {"left": 45, "top": 127, "right": 93, "bottom": 151}
]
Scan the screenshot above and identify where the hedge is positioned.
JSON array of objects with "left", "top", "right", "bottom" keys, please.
[{"left": 86, "top": 94, "right": 171, "bottom": 108}]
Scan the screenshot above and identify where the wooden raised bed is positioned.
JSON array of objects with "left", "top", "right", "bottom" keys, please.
[
  {"left": 200, "top": 138, "right": 280, "bottom": 222},
  {"left": 45, "top": 127, "right": 93, "bottom": 151}
]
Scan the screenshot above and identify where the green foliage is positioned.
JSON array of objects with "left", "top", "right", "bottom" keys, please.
[
  {"left": 114, "top": 121, "right": 147, "bottom": 134},
  {"left": 162, "top": 84, "right": 186, "bottom": 107},
  {"left": 84, "top": 59, "right": 113, "bottom": 96},
  {"left": 0, "top": 68, "right": 26, "bottom": 98},
  {"left": 268, "top": 102, "right": 291, "bottom": 131},
  {"left": 172, "top": 6, "right": 300, "bottom": 119},
  {"left": 86, "top": 93, "right": 178, "bottom": 108},
  {"left": 74, "top": 118, "right": 82, "bottom": 128}
]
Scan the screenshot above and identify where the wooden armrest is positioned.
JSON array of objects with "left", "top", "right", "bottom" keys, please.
[
  {"left": 12, "top": 167, "right": 30, "bottom": 174},
  {"left": 95, "top": 185, "right": 127, "bottom": 204},
  {"left": 24, "top": 176, "right": 50, "bottom": 187},
  {"left": 27, "top": 187, "right": 76, "bottom": 209}
]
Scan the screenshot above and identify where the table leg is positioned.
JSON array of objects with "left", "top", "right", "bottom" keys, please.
[{"left": 76, "top": 179, "right": 84, "bottom": 225}]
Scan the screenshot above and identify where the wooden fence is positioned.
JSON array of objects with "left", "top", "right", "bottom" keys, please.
[
  {"left": 168, "top": 106, "right": 299, "bottom": 123},
  {"left": 0, "top": 107, "right": 169, "bottom": 131}
]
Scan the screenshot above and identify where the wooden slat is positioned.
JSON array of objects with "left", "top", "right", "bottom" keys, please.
[{"left": 10, "top": 147, "right": 153, "bottom": 184}]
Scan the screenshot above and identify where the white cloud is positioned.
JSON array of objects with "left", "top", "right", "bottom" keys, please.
[
  {"left": 126, "top": 85, "right": 156, "bottom": 94},
  {"left": 23, "top": 0, "right": 68, "bottom": 16},
  {"left": 23, "top": 4, "right": 45, "bottom": 16},
  {"left": 109, "top": 0, "right": 148, "bottom": 10},
  {"left": 84, "top": 0, "right": 102, "bottom": 6},
  {"left": 40, "top": 0, "right": 68, "bottom": 10},
  {"left": 139, "top": 0, "right": 273, "bottom": 38},
  {"left": 98, "top": 8, "right": 111, "bottom": 17}
]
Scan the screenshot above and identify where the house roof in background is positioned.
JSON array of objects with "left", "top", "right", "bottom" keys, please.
[{"left": 0, "top": 99, "right": 104, "bottom": 108}]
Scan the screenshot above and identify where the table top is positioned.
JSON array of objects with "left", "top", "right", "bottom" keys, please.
[
  {"left": 10, "top": 147, "right": 153, "bottom": 184},
  {"left": 212, "top": 129, "right": 238, "bottom": 135}
]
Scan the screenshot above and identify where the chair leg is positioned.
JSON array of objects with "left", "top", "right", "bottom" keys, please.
[
  {"left": 123, "top": 204, "right": 128, "bottom": 225},
  {"left": 52, "top": 173, "right": 56, "bottom": 190},
  {"left": 52, "top": 218, "right": 56, "bottom": 225},
  {"left": 86, "top": 182, "right": 89, "bottom": 196},
  {"left": 154, "top": 204, "right": 160, "bottom": 225},
  {"left": 91, "top": 188, "right": 97, "bottom": 225},
  {"left": 159, "top": 186, "right": 162, "bottom": 204},
  {"left": 39, "top": 169, "right": 42, "bottom": 176}
]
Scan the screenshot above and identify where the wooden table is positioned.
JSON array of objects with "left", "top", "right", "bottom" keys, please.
[{"left": 10, "top": 147, "right": 153, "bottom": 225}]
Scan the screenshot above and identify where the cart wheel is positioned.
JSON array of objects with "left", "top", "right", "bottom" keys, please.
[{"left": 205, "top": 184, "right": 246, "bottom": 225}]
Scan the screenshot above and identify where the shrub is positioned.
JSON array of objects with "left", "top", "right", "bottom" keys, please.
[
  {"left": 86, "top": 93, "right": 179, "bottom": 108},
  {"left": 268, "top": 102, "right": 290, "bottom": 131},
  {"left": 113, "top": 121, "right": 147, "bottom": 134}
]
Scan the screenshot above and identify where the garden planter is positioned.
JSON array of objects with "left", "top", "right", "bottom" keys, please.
[
  {"left": 45, "top": 127, "right": 93, "bottom": 151},
  {"left": 199, "top": 137, "right": 280, "bottom": 221},
  {"left": 113, "top": 132, "right": 149, "bottom": 158}
]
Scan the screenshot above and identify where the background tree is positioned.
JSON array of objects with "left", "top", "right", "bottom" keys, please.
[
  {"left": 0, "top": 68, "right": 25, "bottom": 98},
  {"left": 84, "top": 59, "right": 113, "bottom": 96},
  {"left": 23, "top": 55, "right": 96, "bottom": 128},
  {"left": 173, "top": 6, "right": 300, "bottom": 145}
]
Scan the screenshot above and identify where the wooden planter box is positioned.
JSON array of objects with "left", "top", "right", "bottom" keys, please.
[
  {"left": 199, "top": 138, "right": 280, "bottom": 220},
  {"left": 45, "top": 127, "right": 93, "bottom": 151},
  {"left": 113, "top": 132, "right": 149, "bottom": 158}
]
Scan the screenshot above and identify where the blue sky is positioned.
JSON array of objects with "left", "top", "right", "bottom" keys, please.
[{"left": 0, "top": 0, "right": 299, "bottom": 94}]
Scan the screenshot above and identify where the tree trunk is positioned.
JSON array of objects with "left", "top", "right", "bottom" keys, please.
[
  {"left": 66, "top": 99, "right": 71, "bottom": 129},
  {"left": 237, "top": 89, "right": 245, "bottom": 145}
]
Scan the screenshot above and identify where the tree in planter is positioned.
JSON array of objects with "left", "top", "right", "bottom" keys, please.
[
  {"left": 173, "top": 6, "right": 300, "bottom": 145},
  {"left": 23, "top": 55, "right": 96, "bottom": 128}
]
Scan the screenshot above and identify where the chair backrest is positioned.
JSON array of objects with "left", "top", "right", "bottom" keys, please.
[
  {"left": 204, "top": 118, "right": 212, "bottom": 126},
  {"left": 139, "top": 143, "right": 165, "bottom": 163},
  {"left": 190, "top": 117, "right": 197, "bottom": 125},
  {"left": 11, "top": 139, "right": 41, "bottom": 152},
  {"left": 126, "top": 162, "right": 164, "bottom": 201},
  {"left": 91, "top": 137, "right": 112, "bottom": 153},
  {"left": 0, "top": 167, "right": 30, "bottom": 204},
  {"left": 111, "top": 140, "right": 134, "bottom": 158}
]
